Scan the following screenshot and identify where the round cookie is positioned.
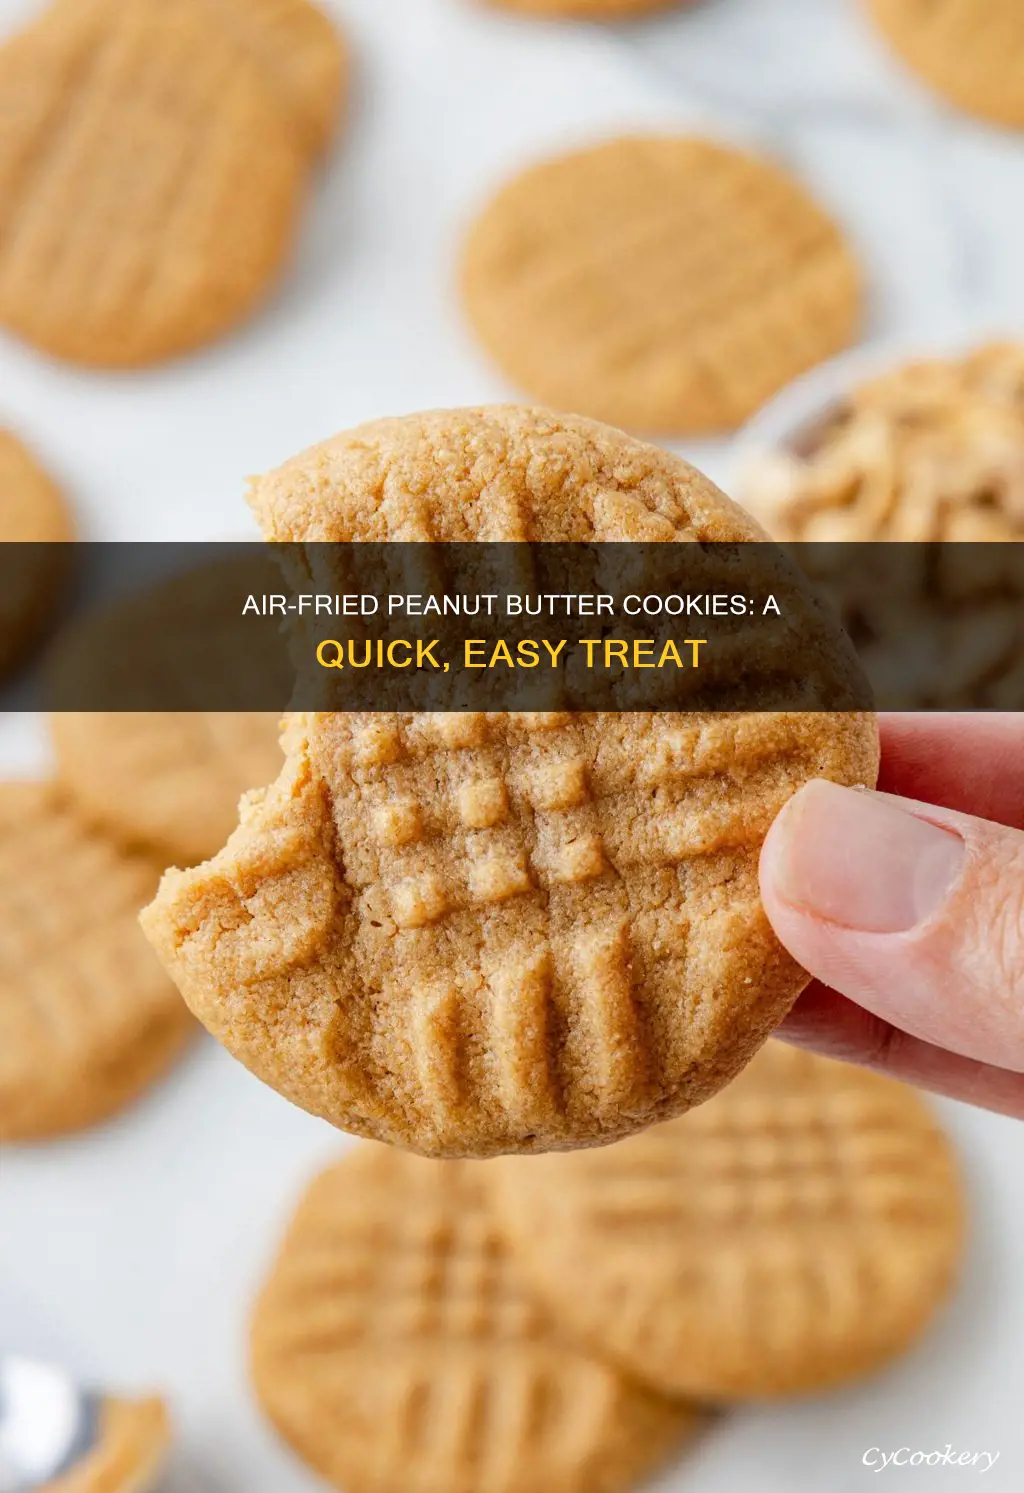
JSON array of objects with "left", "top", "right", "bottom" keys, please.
[
  {"left": 251, "top": 1145, "right": 699, "bottom": 1493},
  {"left": 0, "top": 0, "right": 307, "bottom": 368},
  {"left": 62, "top": 0, "right": 349, "bottom": 158},
  {"left": 0, "top": 782, "right": 194, "bottom": 1142},
  {"left": 48, "top": 1396, "right": 171, "bottom": 1493},
  {"left": 50, "top": 712, "right": 285, "bottom": 868},
  {"left": 0, "top": 430, "right": 72, "bottom": 678},
  {"left": 461, "top": 138, "right": 862, "bottom": 435},
  {"left": 866, "top": 0, "right": 1024, "bottom": 129},
  {"left": 489, "top": 1043, "right": 965, "bottom": 1400},
  {"left": 141, "top": 407, "right": 879, "bottom": 1158}
]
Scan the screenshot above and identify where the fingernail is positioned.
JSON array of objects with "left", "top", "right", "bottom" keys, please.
[{"left": 769, "top": 781, "right": 965, "bottom": 934}]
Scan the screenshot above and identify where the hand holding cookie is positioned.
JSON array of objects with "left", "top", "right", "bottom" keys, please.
[
  {"left": 762, "top": 713, "right": 1024, "bottom": 1118},
  {"left": 139, "top": 407, "right": 879, "bottom": 1159}
]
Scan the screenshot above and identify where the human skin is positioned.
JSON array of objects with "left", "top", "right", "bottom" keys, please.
[{"left": 760, "top": 714, "right": 1024, "bottom": 1118}]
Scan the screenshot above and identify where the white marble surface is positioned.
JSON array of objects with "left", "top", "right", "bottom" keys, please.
[{"left": 2, "top": 1, "right": 1024, "bottom": 1489}]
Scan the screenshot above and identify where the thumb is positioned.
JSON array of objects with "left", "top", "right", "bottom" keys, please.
[{"left": 760, "top": 780, "right": 1024, "bottom": 1072}]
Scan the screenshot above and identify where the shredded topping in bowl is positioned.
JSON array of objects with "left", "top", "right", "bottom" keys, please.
[{"left": 740, "top": 343, "right": 1024, "bottom": 541}]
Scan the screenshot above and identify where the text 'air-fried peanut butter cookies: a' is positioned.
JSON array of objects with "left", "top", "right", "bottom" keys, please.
[
  {"left": 251, "top": 1146, "right": 699, "bottom": 1493},
  {"left": 489, "top": 1043, "right": 965, "bottom": 1399},
  {"left": 141, "top": 407, "right": 878, "bottom": 1158}
]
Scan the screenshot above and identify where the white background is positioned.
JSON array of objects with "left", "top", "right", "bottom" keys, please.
[{"left": 1, "top": 0, "right": 1023, "bottom": 1488}]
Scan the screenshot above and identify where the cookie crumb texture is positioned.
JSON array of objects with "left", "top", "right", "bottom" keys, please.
[
  {"left": 48, "top": 1395, "right": 171, "bottom": 1493},
  {"left": 867, "top": 0, "right": 1024, "bottom": 129},
  {"left": 251, "top": 1147, "right": 697, "bottom": 1493},
  {"left": 490, "top": 1044, "right": 965, "bottom": 1399},
  {"left": 462, "top": 138, "right": 861, "bottom": 435},
  {"left": 141, "top": 408, "right": 879, "bottom": 1159},
  {"left": 0, "top": 0, "right": 306, "bottom": 367},
  {"left": 0, "top": 783, "right": 193, "bottom": 1142}
]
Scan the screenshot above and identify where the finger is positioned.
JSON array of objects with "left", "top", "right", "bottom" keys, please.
[
  {"left": 779, "top": 981, "right": 1024, "bottom": 1119},
  {"left": 880, "top": 713, "right": 1024, "bottom": 828},
  {"left": 759, "top": 779, "right": 1024, "bottom": 1071}
]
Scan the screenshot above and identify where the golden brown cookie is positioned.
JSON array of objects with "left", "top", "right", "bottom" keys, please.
[
  {"left": 46, "top": 1396, "right": 171, "bottom": 1493},
  {"left": 866, "top": 0, "right": 1024, "bottom": 129},
  {"left": 141, "top": 407, "right": 879, "bottom": 1158},
  {"left": 251, "top": 1145, "right": 699, "bottom": 1493},
  {"left": 62, "top": 0, "right": 348, "bottom": 158},
  {"left": 489, "top": 1043, "right": 965, "bottom": 1400},
  {"left": 461, "top": 138, "right": 862, "bottom": 435},
  {"left": 0, "top": 782, "right": 193, "bottom": 1141},
  {"left": 0, "top": 0, "right": 306, "bottom": 368},
  {"left": 197, "top": 0, "right": 347, "bottom": 157},
  {"left": 0, "top": 430, "right": 72, "bottom": 678},
  {"left": 51, "top": 712, "right": 285, "bottom": 867}
]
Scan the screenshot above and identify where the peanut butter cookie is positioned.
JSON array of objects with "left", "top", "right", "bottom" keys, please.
[
  {"left": 51, "top": 712, "right": 285, "bottom": 868},
  {"left": 251, "top": 1145, "right": 699, "bottom": 1493},
  {"left": 461, "top": 138, "right": 862, "bottom": 435},
  {"left": 0, "top": 782, "right": 193, "bottom": 1141},
  {"left": 141, "top": 407, "right": 879, "bottom": 1158},
  {"left": 0, "top": 0, "right": 306, "bottom": 367},
  {"left": 867, "top": 0, "right": 1024, "bottom": 129},
  {"left": 489, "top": 1043, "right": 965, "bottom": 1399},
  {"left": 62, "top": 0, "right": 348, "bottom": 157}
]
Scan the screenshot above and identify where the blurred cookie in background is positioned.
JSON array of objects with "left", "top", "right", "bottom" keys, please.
[
  {"left": 461, "top": 136, "right": 862, "bottom": 435},
  {"left": 0, "top": 782, "right": 193, "bottom": 1142},
  {"left": 61, "top": 0, "right": 350, "bottom": 159},
  {"left": 866, "top": 0, "right": 1024, "bottom": 129},
  {"left": 252, "top": 1146, "right": 701, "bottom": 1493},
  {"left": 50, "top": 711, "right": 285, "bottom": 869},
  {"left": 167, "top": 0, "right": 347, "bottom": 159},
  {"left": 46, "top": 556, "right": 287, "bottom": 866},
  {"left": 0, "top": 0, "right": 308, "bottom": 367},
  {"left": 489, "top": 1043, "right": 964, "bottom": 1400},
  {"left": 0, "top": 430, "right": 72, "bottom": 680},
  {"left": 47, "top": 1395, "right": 171, "bottom": 1493}
]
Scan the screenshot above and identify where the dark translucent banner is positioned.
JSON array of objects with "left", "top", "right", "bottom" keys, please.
[{"left": 4, "top": 541, "right": 1024, "bottom": 712}]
